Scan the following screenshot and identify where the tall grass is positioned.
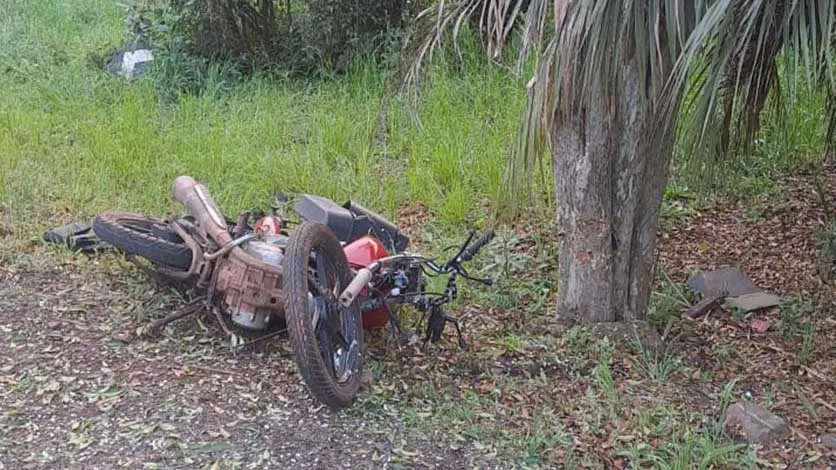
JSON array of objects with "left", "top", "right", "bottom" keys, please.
[
  {"left": 0, "top": 0, "right": 828, "bottom": 252},
  {"left": 0, "top": 0, "right": 526, "bottom": 248}
]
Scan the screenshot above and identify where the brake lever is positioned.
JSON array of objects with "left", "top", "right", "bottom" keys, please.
[
  {"left": 462, "top": 273, "right": 494, "bottom": 286},
  {"left": 449, "top": 263, "right": 494, "bottom": 286}
]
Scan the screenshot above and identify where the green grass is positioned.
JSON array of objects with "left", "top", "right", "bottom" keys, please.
[
  {"left": 0, "top": 0, "right": 526, "bottom": 255},
  {"left": 3, "top": 1, "right": 828, "bottom": 258},
  {"left": 670, "top": 80, "right": 830, "bottom": 204}
]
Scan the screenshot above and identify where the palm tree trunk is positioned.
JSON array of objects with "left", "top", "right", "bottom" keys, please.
[{"left": 553, "top": 62, "right": 678, "bottom": 324}]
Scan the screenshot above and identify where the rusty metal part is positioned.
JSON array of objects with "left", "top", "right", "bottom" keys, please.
[
  {"left": 215, "top": 248, "right": 285, "bottom": 330},
  {"left": 153, "top": 217, "right": 208, "bottom": 282},
  {"left": 171, "top": 175, "right": 289, "bottom": 330}
]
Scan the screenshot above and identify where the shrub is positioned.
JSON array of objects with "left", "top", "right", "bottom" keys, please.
[{"left": 125, "top": 0, "right": 411, "bottom": 75}]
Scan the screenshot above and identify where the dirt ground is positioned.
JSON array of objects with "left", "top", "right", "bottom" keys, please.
[
  {"left": 2, "top": 165, "right": 836, "bottom": 469},
  {"left": 0, "top": 256, "right": 491, "bottom": 469}
]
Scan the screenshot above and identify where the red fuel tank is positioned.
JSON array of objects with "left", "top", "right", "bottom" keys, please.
[
  {"left": 343, "top": 235, "right": 389, "bottom": 267},
  {"left": 342, "top": 236, "right": 389, "bottom": 329}
]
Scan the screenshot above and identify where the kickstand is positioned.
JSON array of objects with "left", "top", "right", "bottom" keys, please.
[
  {"left": 138, "top": 301, "right": 203, "bottom": 337},
  {"left": 420, "top": 317, "right": 466, "bottom": 350}
]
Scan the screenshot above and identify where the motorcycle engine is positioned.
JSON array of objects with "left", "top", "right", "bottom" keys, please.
[{"left": 225, "top": 235, "right": 288, "bottom": 330}]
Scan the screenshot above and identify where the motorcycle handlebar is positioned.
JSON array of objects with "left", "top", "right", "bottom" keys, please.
[
  {"left": 338, "top": 267, "right": 373, "bottom": 307},
  {"left": 457, "top": 229, "right": 494, "bottom": 263},
  {"left": 337, "top": 230, "right": 494, "bottom": 308}
]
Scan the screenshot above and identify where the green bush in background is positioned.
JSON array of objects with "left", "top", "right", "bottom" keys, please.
[{"left": 126, "top": 0, "right": 412, "bottom": 76}]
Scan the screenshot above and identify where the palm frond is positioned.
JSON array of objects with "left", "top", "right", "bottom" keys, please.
[
  {"left": 669, "top": 0, "right": 836, "bottom": 164},
  {"left": 404, "top": 0, "right": 835, "bottom": 217},
  {"left": 402, "top": 0, "right": 528, "bottom": 90},
  {"left": 502, "top": 0, "right": 707, "bottom": 216}
]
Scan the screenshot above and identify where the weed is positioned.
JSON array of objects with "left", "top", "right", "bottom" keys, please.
[
  {"left": 648, "top": 280, "right": 689, "bottom": 330},
  {"left": 713, "top": 345, "right": 731, "bottom": 360},
  {"left": 481, "top": 230, "right": 532, "bottom": 277},
  {"left": 779, "top": 297, "right": 816, "bottom": 337},
  {"left": 564, "top": 326, "right": 592, "bottom": 354},
  {"left": 764, "top": 384, "right": 775, "bottom": 407},
  {"left": 729, "top": 306, "right": 750, "bottom": 322},
  {"left": 519, "top": 408, "right": 572, "bottom": 467},
  {"left": 616, "top": 383, "right": 753, "bottom": 469},
  {"left": 501, "top": 333, "right": 529, "bottom": 354},
  {"left": 633, "top": 339, "right": 682, "bottom": 384},
  {"left": 815, "top": 219, "right": 836, "bottom": 280},
  {"left": 742, "top": 206, "right": 765, "bottom": 223},
  {"left": 660, "top": 199, "right": 695, "bottom": 231},
  {"left": 595, "top": 339, "right": 618, "bottom": 402},
  {"left": 708, "top": 380, "right": 737, "bottom": 440},
  {"left": 799, "top": 323, "right": 815, "bottom": 364}
]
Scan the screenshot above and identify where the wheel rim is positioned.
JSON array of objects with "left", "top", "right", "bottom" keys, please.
[{"left": 307, "top": 247, "right": 360, "bottom": 384}]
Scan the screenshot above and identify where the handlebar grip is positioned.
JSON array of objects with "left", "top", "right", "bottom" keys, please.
[{"left": 458, "top": 229, "right": 495, "bottom": 262}]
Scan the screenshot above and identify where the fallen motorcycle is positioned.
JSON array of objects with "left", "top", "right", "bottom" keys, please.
[{"left": 93, "top": 176, "right": 494, "bottom": 409}]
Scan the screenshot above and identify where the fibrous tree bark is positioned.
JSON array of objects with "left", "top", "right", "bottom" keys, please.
[{"left": 553, "top": 60, "right": 679, "bottom": 325}]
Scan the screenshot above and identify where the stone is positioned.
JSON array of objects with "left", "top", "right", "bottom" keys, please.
[
  {"left": 821, "top": 433, "right": 836, "bottom": 450},
  {"left": 726, "top": 402, "right": 790, "bottom": 444},
  {"left": 725, "top": 292, "right": 781, "bottom": 312},
  {"left": 688, "top": 267, "right": 762, "bottom": 298}
]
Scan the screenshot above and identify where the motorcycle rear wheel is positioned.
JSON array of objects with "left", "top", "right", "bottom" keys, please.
[
  {"left": 283, "top": 222, "right": 363, "bottom": 410},
  {"left": 93, "top": 212, "right": 192, "bottom": 270}
]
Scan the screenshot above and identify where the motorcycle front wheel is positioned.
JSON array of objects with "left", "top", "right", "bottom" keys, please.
[{"left": 283, "top": 222, "right": 363, "bottom": 410}]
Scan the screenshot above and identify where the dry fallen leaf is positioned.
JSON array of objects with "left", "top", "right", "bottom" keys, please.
[{"left": 749, "top": 318, "right": 771, "bottom": 333}]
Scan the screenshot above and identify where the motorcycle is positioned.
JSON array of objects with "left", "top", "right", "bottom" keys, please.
[{"left": 93, "top": 176, "right": 494, "bottom": 409}]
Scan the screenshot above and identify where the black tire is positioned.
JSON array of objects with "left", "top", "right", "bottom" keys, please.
[
  {"left": 93, "top": 212, "right": 192, "bottom": 270},
  {"left": 283, "top": 222, "right": 363, "bottom": 410}
]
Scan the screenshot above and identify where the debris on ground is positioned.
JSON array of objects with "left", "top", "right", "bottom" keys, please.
[
  {"left": 43, "top": 221, "right": 111, "bottom": 252},
  {"left": 726, "top": 401, "right": 791, "bottom": 445},
  {"left": 726, "top": 291, "right": 781, "bottom": 312},
  {"left": 686, "top": 293, "right": 726, "bottom": 318},
  {"left": 688, "top": 266, "right": 762, "bottom": 298},
  {"left": 659, "top": 163, "right": 836, "bottom": 306},
  {"left": 105, "top": 45, "right": 154, "bottom": 80},
  {"left": 687, "top": 266, "right": 781, "bottom": 312}
]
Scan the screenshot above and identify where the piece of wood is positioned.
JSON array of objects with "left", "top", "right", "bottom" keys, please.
[{"left": 686, "top": 293, "right": 726, "bottom": 318}]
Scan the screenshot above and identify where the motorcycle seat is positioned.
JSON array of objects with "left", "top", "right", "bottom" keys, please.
[{"left": 293, "top": 194, "right": 409, "bottom": 253}]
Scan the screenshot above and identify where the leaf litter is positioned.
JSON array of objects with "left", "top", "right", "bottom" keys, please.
[{"left": 0, "top": 164, "right": 835, "bottom": 468}]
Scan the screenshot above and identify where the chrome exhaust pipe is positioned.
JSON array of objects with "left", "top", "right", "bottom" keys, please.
[{"left": 171, "top": 176, "right": 232, "bottom": 245}]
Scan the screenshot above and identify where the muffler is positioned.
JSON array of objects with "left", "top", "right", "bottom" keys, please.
[{"left": 172, "top": 176, "right": 232, "bottom": 245}]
